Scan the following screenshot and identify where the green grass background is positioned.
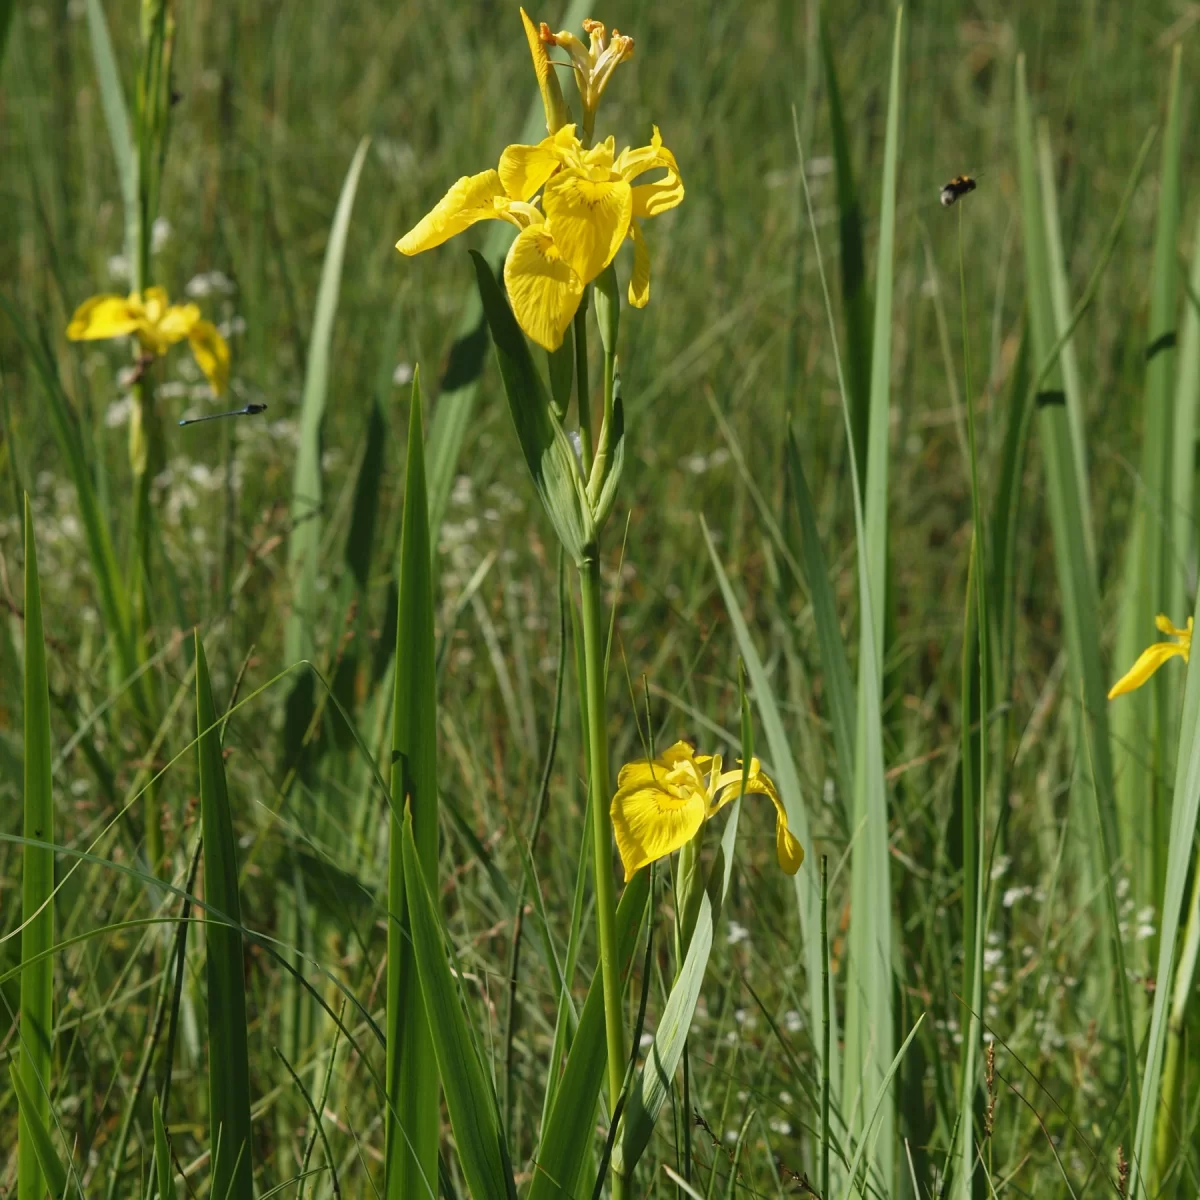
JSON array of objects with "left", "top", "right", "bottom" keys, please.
[{"left": 1, "top": 0, "right": 1197, "bottom": 1195}]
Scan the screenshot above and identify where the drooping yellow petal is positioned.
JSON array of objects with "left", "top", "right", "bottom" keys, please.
[
  {"left": 188, "top": 320, "right": 231, "bottom": 395},
  {"left": 1155, "top": 613, "right": 1194, "bottom": 650},
  {"left": 520, "top": 7, "right": 571, "bottom": 134},
  {"left": 617, "top": 127, "right": 685, "bottom": 218},
  {"left": 156, "top": 302, "right": 201, "bottom": 345},
  {"left": 711, "top": 758, "right": 804, "bottom": 874},
  {"left": 542, "top": 169, "right": 632, "bottom": 285},
  {"left": 627, "top": 218, "right": 651, "bottom": 308},
  {"left": 503, "top": 224, "right": 584, "bottom": 351},
  {"left": 66, "top": 295, "right": 141, "bottom": 341},
  {"left": 1108, "top": 641, "right": 1188, "bottom": 699},
  {"left": 498, "top": 125, "right": 578, "bottom": 201},
  {"left": 397, "top": 170, "right": 511, "bottom": 255},
  {"left": 610, "top": 779, "right": 706, "bottom": 883}
]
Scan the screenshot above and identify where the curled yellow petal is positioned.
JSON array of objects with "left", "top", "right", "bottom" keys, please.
[
  {"left": 503, "top": 224, "right": 584, "bottom": 351},
  {"left": 617, "top": 127, "right": 685, "bottom": 218},
  {"left": 66, "top": 295, "right": 140, "bottom": 341},
  {"left": 542, "top": 169, "right": 632, "bottom": 285},
  {"left": 1108, "top": 641, "right": 1188, "bottom": 699},
  {"left": 156, "top": 302, "right": 201, "bottom": 345},
  {"left": 520, "top": 7, "right": 570, "bottom": 134},
  {"left": 188, "top": 320, "right": 231, "bottom": 395},
  {"left": 498, "top": 125, "right": 578, "bottom": 202},
  {"left": 627, "top": 218, "right": 650, "bottom": 308},
  {"left": 397, "top": 170, "right": 510, "bottom": 255},
  {"left": 610, "top": 779, "right": 706, "bottom": 883},
  {"left": 713, "top": 758, "right": 804, "bottom": 874}
]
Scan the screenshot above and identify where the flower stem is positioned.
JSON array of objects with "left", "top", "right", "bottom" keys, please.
[{"left": 578, "top": 550, "right": 626, "bottom": 1195}]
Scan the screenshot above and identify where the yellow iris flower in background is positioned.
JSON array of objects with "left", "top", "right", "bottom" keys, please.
[
  {"left": 610, "top": 740, "right": 804, "bottom": 883},
  {"left": 397, "top": 124, "right": 682, "bottom": 351},
  {"left": 1108, "top": 614, "right": 1193, "bottom": 699},
  {"left": 67, "top": 287, "right": 230, "bottom": 395}
]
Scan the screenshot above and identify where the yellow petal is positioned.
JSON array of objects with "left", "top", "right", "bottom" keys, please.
[
  {"left": 712, "top": 759, "right": 803, "bottom": 874},
  {"left": 542, "top": 170, "right": 632, "bottom": 285},
  {"left": 397, "top": 170, "right": 510, "bottom": 255},
  {"left": 520, "top": 7, "right": 571, "bottom": 134},
  {"left": 503, "top": 224, "right": 584, "bottom": 351},
  {"left": 627, "top": 218, "right": 651, "bottom": 308},
  {"left": 498, "top": 125, "right": 578, "bottom": 202},
  {"left": 617, "top": 127, "right": 685, "bottom": 218},
  {"left": 1108, "top": 641, "right": 1188, "bottom": 699},
  {"left": 66, "top": 295, "right": 140, "bottom": 341},
  {"left": 157, "top": 302, "right": 201, "bottom": 345},
  {"left": 610, "top": 780, "right": 706, "bottom": 883},
  {"left": 188, "top": 320, "right": 231, "bottom": 395},
  {"left": 583, "top": 136, "right": 616, "bottom": 173}
]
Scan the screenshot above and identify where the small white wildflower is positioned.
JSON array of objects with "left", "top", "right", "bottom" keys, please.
[
  {"left": 186, "top": 270, "right": 235, "bottom": 298},
  {"left": 983, "top": 948, "right": 1004, "bottom": 970},
  {"left": 990, "top": 854, "right": 1011, "bottom": 880},
  {"left": 784, "top": 1010, "right": 803, "bottom": 1034},
  {"left": 639, "top": 1031, "right": 654, "bottom": 1051},
  {"left": 726, "top": 920, "right": 750, "bottom": 946},
  {"left": 1136, "top": 922, "right": 1156, "bottom": 942},
  {"left": 682, "top": 452, "right": 708, "bottom": 475},
  {"left": 392, "top": 361, "right": 415, "bottom": 386},
  {"left": 1002, "top": 885, "right": 1026, "bottom": 908},
  {"left": 452, "top": 475, "right": 474, "bottom": 506},
  {"left": 768, "top": 1116, "right": 792, "bottom": 1135},
  {"left": 778, "top": 1089, "right": 793, "bottom": 1105},
  {"left": 151, "top": 217, "right": 172, "bottom": 253},
  {"left": 218, "top": 315, "right": 246, "bottom": 338},
  {"left": 105, "top": 396, "right": 133, "bottom": 428}
]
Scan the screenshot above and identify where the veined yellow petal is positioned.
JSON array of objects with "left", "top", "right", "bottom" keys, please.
[
  {"left": 610, "top": 779, "right": 706, "bottom": 883},
  {"left": 503, "top": 224, "right": 584, "bottom": 351},
  {"left": 498, "top": 125, "right": 578, "bottom": 202},
  {"left": 66, "top": 295, "right": 140, "bottom": 341},
  {"left": 157, "top": 302, "right": 201, "bottom": 344},
  {"left": 542, "top": 170, "right": 632, "bottom": 284},
  {"left": 188, "top": 320, "right": 231, "bottom": 395},
  {"left": 520, "top": 7, "right": 570, "bottom": 134},
  {"left": 397, "top": 170, "right": 510, "bottom": 255},
  {"left": 1108, "top": 641, "right": 1188, "bottom": 699},
  {"left": 627, "top": 218, "right": 651, "bottom": 308}
]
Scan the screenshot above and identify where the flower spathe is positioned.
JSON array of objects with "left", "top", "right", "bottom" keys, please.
[
  {"left": 1108, "top": 614, "right": 1193, "bottom": 699},
  {"left": 67, "top": 287, "right": 230, "bottom": 395},
  {"left": 610, "top": 740, "right": 804, "bottom": 883}
]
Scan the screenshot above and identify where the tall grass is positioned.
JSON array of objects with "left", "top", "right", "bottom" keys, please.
[{"left": 5, "top": 2, "right": 1200, "bottom": 1197}]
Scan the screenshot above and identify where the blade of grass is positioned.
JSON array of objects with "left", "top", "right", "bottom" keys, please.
[
  {"left": 818, "top": 6, "right": 871, "bottom": 492},
  {"left": 1014, "top": 50, "right": 1120, "bottom": 969},
  {"left": 195, "top": 634, "right": 254, "bottom": 1200},
  {"left": 10, "top": 1064, "right": 79, "bottom": 1200},
  {"left": 1131, "top": 582, "right": 1200, "bottom": 1196},
  {"left": 527, "top": 869, "right": 651, "bottom": 1200},
  {"left": 384, "top": 372, "right": 441, "bottom": 1200},
  {"left": 284, "top": 136, "right": 370, "bottom": 666},
  {"left": 700, "top": 515, "right": 838, "bottom": 1114},
  {"left": 400, "top": 808, "right": 517, "bottom": 1199},
  {"left": 843, "top": 10, "right": 902, "bottom": 1189},
  {"left": 785, "top": 426, "right": 856, "bottom": 825},
  {"left": 1112, "top": 44, "right": 1182, "bottom": 915},
  {"left": 84, "top": 0, "right": 136, "bottom": 281},
  {"left": 18, "top": 494, "right": 54, "bottom": 1200},
  {"left": 152, "top": 1095, "right": 172, "bottom": 1200},
  {"left": 1036, "top": 119, "right": 1094, "bottom": 570}
]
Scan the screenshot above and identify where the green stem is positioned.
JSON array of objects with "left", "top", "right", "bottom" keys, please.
[{"left": 579, "top": 552, "right": 626, "bottom": 1198}]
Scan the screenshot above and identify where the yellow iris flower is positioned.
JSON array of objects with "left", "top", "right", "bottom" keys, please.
[
  {"left": 67, "top": 287, "right": 230, "bottom": 395},
  {"left": 1108, "top": 614, "right": 1193, "bottom": 699},
  {"left": 397, "top": 124, "right": 682, "bottom": 352},
  {"left": 610, "top": 740, "right": 804, "bottom": 883}
]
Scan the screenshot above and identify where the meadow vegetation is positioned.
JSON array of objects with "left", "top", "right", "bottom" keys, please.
[{"left": 2, "top": 1, "right": 1200, "bottom": 1197}]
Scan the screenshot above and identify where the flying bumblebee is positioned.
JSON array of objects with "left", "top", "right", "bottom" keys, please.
[{"left": 940, "top": 175, "right": 977, "bottom": 207}]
